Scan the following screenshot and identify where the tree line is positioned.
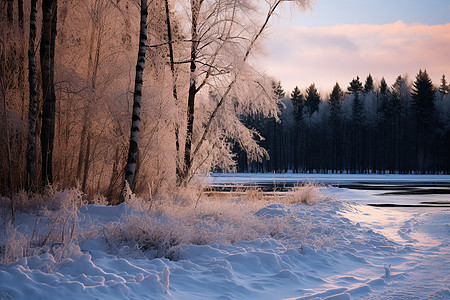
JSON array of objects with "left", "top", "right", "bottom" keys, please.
[{"left": 235, "top": 72, "right": 450, "bottom": 174}]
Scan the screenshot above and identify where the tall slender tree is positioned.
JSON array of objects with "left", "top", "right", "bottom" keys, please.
[
  {"left": 122, "top": 0, "right": 148, "bottom": 195},
  {"left": 40, "top": 0, "right": 58, "bottom": 186},
  {"left": 439, "top": 74, "right": 449, "bottom": 96},
  {"left": 163, "top": 0, "right": 183, "bottom": 183},
  {"left": 290, "top": 86, "right": 304, "bottom": 121},
  {"left": 411, "top": 70, "right": 435, "bottom": 124},
  {"left": 329, "top": 82, "right": 343, "bottom": 171},
  {"left": 329, "top": 82, "right": 343, "bottom": 118},
  {"left": 27, "top": 0, "right": 38, "bottom": 191},
  {"left": 411, "top": 69, "right": 435, "bottom": 171},
  {"left": 364, "top": 74, "right": 374, "bottom": 93}
]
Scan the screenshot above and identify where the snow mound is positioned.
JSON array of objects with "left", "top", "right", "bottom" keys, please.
[{"left": 1, "top": 187, "right": 449, "bottom": 299}]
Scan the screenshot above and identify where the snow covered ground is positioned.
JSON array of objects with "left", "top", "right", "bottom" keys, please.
[{"left": 1, "top": 175, "right": 449, "bottom": 299}]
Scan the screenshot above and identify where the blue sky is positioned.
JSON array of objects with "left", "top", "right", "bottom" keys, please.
[
  {"left": 283, "top": 0, "right": 450, "bottom": 27},
  {"left": 260, "top": 0, "right": 450, "bottom": 94}
]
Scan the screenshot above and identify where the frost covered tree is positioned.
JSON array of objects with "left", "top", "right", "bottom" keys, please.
[
  {"left": 439, "top": 74, "right": 449, "bottom": 96},
  {"left": 174, "top": 0, "right": 312, "bottom": 184}
]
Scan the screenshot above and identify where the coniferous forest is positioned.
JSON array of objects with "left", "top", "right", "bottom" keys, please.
[{"left": 235, "top": 73, "right": 450, "bottom": 174}]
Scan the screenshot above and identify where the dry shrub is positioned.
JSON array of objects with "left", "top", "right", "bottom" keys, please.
[
  {"left": 285, "top": 182, "right": 323, "bottom": 205},
  {"left": 0, "top": 223, "right": 28, "bottom": 264},
  {"left": 0, "top": 188, "right": 84, "bottom": 266}
]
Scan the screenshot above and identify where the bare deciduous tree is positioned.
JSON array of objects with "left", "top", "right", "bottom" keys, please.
[
  {"left": 175, "top": 0, "right": 312, "bottom": 184},
  {"left": 40, "top": 0, "right": 58, "bottom": 186},
  {"left": 27, "top": 0, "right": 38, "bottom": 191}
]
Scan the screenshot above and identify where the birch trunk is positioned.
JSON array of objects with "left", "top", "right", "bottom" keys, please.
[
  {"left": 40, "top": 0, "right": 57, "bottom": 186},
  {"left": 26, "top": 0, "right": 38, "bottom": 191},
  {"left": 122, "top": 0, "right": 147, "bottom": 195}
]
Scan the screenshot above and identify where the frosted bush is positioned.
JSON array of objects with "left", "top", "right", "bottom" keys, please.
[
  {"left": 1, "top": 223, "right": 28, "bottom": 265},
  {"left": 285, "top": 182, "right": 322, "bottom": 205},
  {"left": 103, "top": 213, "right": 190, "bottom": 260},
  {"left": 1, "top": 188, "right": 85, "bottom": 266},
  {"left": 122, "top": 181, "right": 151, "bottom": 211}
]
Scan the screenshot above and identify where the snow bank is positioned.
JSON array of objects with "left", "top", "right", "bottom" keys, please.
[{"left": 1, "top": 186, "right": 449, "bottom": 299}]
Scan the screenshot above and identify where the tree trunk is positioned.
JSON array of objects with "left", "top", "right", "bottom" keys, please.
[
  {"left": 18, "top": 0, "right": 24, "bottom": 30},
  {"left": 164, "top": 0, "right": 182, "bottom": 183},
  {"left": 81, "top": 131, "right": 91, "bottom": 193},
  {"left": 181, "top": 0, "right": 201, "bottom": 184},
  {"left": 76, "top": 116, "right": 87, "bottom": 181},
  {"left": 1, "top": 74, "right": 14, "bottom": 219},
  {"left": 26, "top": 0, "right": 38, "bottom": 191},
  {"left": 121, "top": 0, "right": 147, "bottom": 197},
  {"left": 7, "top": 0, "right": 14, "bottom": 24},
  {"left": 40, "top": 0, "right": 57, "bottom": 186}
]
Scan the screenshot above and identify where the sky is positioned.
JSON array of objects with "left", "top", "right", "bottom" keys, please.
[{"left": 259, "top": 0, "right": 450, "bottom": 95}]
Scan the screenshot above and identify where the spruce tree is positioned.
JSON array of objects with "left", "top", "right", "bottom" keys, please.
[
  {"left": 411, "top": 69, "right": 435, "bottom": 123},
  {"left": 411, "top": 69, "right": 435, "bottom": 172},
  {"left": 305, "top": 83, "right": 320, "bottom": 114},
  {"left": 290, "top": 86, "right": 304, "bottom": 121},
  {"left": 378, "top": 77, "right": 392, "bottom": 119},
  {"left": 329, "top": 82, "right": 343, "bottom": 119},
  {"left": 348, "top": 76, "right": 363, "bottom": 94},
  {"left": 364, "top": 74, "right": 374, "bottom": 93},
  {"left": 439, "top": 74, "right": 449, "bottom": 95},
  {"left": 272, "top": 80, "right": 285, "bottom": 100}
]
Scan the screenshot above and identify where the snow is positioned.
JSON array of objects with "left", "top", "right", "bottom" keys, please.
[{"left": 1, "top": 175, "right": 450, "bottom": 299}]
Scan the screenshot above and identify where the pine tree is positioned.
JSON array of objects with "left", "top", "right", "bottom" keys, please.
[
  {"left": 411, "top": 69, "right": 435, "bottom": 123},
  {"left": 439, "top": 74, "right": 449, "bottom": 95},
  {"left": 364, "top": 74, "right": 374, "bottom": 93},
  {"left": 290, "top": 86, "right": 304, "bottom": 121},
  {"left": 329, "top": 82, "right": 343, "bottom": 171},
  {"left": 411, "top": 70, "right": 435, "bottom": 172},
  {"left": 380, "top": 77, "right": 388, "bottom": 94},
  {"left": 305, "top": 83, "right": 320, "bottom": 114},
  {"left": 378, "top": 77, "right": 392, "bottom": 118},
  {"left": 348, "top": 76, "right": 363, "bottom": 94},
  {"left": 329, "top": 82, "right": 343, "bottom": 118},
  {"left": 272, "top": 80, "right": 285, "bottom": 100}
]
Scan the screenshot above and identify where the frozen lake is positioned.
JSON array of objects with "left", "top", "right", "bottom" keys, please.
[{"left": 202, "top": 173, "right": 450, "bottom": 207}]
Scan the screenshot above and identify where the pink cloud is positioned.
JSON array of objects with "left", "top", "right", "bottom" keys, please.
[{"left": 259, "top": 21, "right": 450, "bottom": 94}]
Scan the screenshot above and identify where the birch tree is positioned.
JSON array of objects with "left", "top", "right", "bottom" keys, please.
[{"left": 122, "top": 0, "right": 148, "bottom": 194}]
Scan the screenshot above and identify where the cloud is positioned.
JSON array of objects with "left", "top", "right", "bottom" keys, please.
[{"left": 258, "top": 21, "right": 450, "bottom": 94}]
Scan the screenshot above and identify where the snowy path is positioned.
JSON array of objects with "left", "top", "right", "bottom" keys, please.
[{"left": 1, "top": 186, "right": 449, "bottom": 299}]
